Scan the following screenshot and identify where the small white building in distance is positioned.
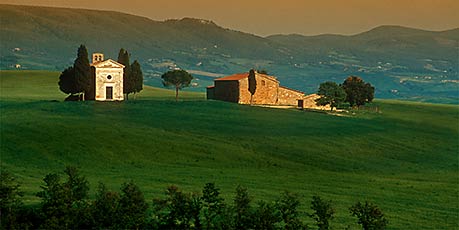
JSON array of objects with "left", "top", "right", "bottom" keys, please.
[{"left": 90, "top": 53, "right": 124, "bottom": 101}]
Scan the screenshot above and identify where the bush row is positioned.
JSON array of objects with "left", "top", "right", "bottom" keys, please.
[{"left": 1, "top": 166, "right": 387, "bottom": 229}]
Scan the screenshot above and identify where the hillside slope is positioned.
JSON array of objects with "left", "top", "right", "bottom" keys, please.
[
  {"left": 1, "top": 4, "right": 458, "bottom": 102},
  {"left": 1, "top": 70, "right": 458, "bottom": 229}
]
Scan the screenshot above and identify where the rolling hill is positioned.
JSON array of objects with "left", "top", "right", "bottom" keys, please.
[
  {"left": 1, "top": 4, "right": 458, "bottom": 103},
  {"left": 1, "top": 70, "right": 458, "bottom": 229}
]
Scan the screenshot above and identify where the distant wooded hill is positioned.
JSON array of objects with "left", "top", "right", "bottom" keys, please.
[{"left": 1, "top": 4, "right": 458, "bottom": 103}]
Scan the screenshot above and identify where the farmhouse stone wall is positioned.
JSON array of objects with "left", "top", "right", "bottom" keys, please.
[
  {"left": 214, "top": 81, "right": 239, "bottom": 103},
  {"left": 207, "top": 72, "right": 305, "bottom": 106},
  {"left": 206, "top": 87, "right": 215, "bottom": 100},
  {"left": 300, "top": 94, "right": 331, "bottom": 110},
  {"left": 238, "top": 73, "right": 279, "bottom": 105},
  {"left": 278, "top": 86, "right": 304, "bottom": 105}
]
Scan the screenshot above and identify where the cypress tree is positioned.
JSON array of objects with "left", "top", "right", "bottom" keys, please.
[
  {"left": 248, "top": 69, "right": 257, "bottom": 105},
  {"left": 131, "top": 60, "right": 143, "bottom": 99},
  {"left": 117, "top": 48, "right": 133, "bottom": 100},
  {"left": 58, "top": 66, "right": 78, "bottom": 95},
  {"left": 117, "top": 48, "right": 125, "bottom": 64},
  {"left": 73, "top": 45, "right": 91, "bottom": 100}
]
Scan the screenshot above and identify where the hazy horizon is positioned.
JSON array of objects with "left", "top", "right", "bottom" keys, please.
[{"left": 1, "top": 0, "right": 458, "bottom": 36}]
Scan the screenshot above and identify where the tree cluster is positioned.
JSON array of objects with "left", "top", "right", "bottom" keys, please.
[
  {"left": 58, "top": 45, "right": 143, "bottom": 101},
  {"left": 58, "top": 45, "right": 91, "bottom": 101},
  {"left": 316, "top": 76, "right": 375, "bottom": 110},
  {"left": 117, "top": 48, "right": 144, "bottom": 100},
  {"left": 1, "top": 167, "right": 388, "bottom": 230}
]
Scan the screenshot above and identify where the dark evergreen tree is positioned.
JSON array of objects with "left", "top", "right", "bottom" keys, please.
[
  {"left": 151, "top": 185, "right": 200, "bottom": 229},
  {"left": 58, "top": 66, "right": 78, "bottom": 96},
  {"left": 116, "top": 181, "right": 148, "bottom": 229},
  {"left": 276, "top": 191, "right": 307, "bottom": 230},
  {"left": 233, "top": 185, "right": 253, "bottom": 229},
  {"left": 189, "top": 192, "right": 203, "bottom": 229},
  {"left": 73, "top": 45, "right": 91, "bottom": 100},
  {"left": 248, "top": 69, "right": 257, "bottom": 105},
  {"left": 0, "top": 170, "right": 26, "bottom": 229},
  {"left": 161, "top": 69, "right": 193, "bottom": 101},
  {"left": 36, "top": 166, "right": 90, "bottom": 229},
  {"left": 117, "top": 48, "right": 125, "bottom": 62},
  {"left": 63, "top": 166, "right": 90, "bottom": 201},
  {"left": 342, "top": 76, "right": 375, "bottom": 107},
  {"left": 92, "top": 183, "right": 120, "bottom": 229},
  {"left": 315, "top": 81, "right": 346, "bottom": 111},
  {"left": 86, "top": 66, "right": 96, "bottom": 100},
  {"left": 257, "top": 69, "right": 268, "bottom": 74},
  {"left": 350, "top": 201, "right": 388, "bottom": 230},
  {"left": 310, "top": 196, "right": 335, "bottom": 230},
  {"left": 117, "top": 48, "right": 133, "bottom": 100},
  {"left": 201, "top": 182, "right": 225, "bottom": 230},
  {"left": 131, "top": 60, "right": 144, "bottom": 98},
  {"left": 252, "top": 200, "right": 280, "bottom": 230}
]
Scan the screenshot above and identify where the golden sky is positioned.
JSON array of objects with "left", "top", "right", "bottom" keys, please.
[{"left": 2, "top": 0, "right": 458, "bottom": 36}]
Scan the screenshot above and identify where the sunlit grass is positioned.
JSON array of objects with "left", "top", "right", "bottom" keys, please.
[{"left": 1, "top": 70, "right": 458, "bottom": 229}]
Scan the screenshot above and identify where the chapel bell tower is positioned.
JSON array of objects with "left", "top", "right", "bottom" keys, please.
[{"left": 92, "top": 53, "right": 104, "bottom": 64}]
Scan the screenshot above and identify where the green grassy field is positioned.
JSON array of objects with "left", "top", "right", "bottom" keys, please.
[{"left": 1, "top": 70, "right": 458, "bottom": 229}]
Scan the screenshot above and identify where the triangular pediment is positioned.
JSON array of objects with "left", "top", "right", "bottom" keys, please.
[{"left": 91, "top": 59, "right": 125, "bottom": 68}]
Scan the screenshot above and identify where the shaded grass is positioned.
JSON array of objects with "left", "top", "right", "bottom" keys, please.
[{"left": 1, "top": 71, "right": 458, "bottom": 229}]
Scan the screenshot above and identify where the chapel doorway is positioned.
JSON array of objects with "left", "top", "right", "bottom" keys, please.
[{"left": 106, "top": 86, "right": 113, "bottom": 100}]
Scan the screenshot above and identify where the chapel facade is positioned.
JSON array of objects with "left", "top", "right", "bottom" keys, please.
[{"left": 90, "top": 53, "right": 124, "bottom": 101}]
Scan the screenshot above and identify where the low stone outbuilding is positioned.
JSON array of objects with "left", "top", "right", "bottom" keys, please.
[
  {"left": 297, "top": 94, "right": 331, "bottom": 110},
  {"left": 206, "top": 72, "right": 304, "bottom": 106}
]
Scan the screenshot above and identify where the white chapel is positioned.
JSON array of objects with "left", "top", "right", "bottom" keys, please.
[{"left": 90, "top": 53, "right": 124, "bottom": 101}]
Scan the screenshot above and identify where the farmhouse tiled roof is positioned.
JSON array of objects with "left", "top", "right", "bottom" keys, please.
[
  {"left": 279, "top": 86, "right": 304, "bottom": 94},
  {"left": 215, "top": 72, "right": 278, "bottom": 82},
  {"left": 215, "top": 73, "right": 249, "bottom": 81}
]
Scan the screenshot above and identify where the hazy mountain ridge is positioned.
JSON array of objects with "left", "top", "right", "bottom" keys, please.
[{"left": 1, "top": 4, "right": 458, "bottom": 103}]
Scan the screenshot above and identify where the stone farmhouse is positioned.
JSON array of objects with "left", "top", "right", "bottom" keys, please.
[
  {"left": 90, "top": 53, "right": 124, "bottom": 101},
  {"left": 206, "top": 71, "right": 304, "bottom": 105},
  {"left": 206, "top": 71, "right": 331, "bottom": 110}
]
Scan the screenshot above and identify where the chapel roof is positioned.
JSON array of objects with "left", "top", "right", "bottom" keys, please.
[{"left": 90, "top": 59, "right": 125, "bottom": 68}]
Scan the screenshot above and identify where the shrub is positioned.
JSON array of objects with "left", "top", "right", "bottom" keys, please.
[
  {"left": 310, "top": 196, "right": 335, "bottom": 230},
  {"left": 233, "top": 185, "right": 254, "bottom": 229},
  {"left": 276, "top": 191, "right": 307, "bottom": 230},
  {"left": 350, "top": 201, "right": 388, "bottom": 230},
  {"left": 252, "top": 200, "right": 280, "bottom": 230},
  {"left": 117, "top": 181, "right": 149, "bottom": 229}
]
